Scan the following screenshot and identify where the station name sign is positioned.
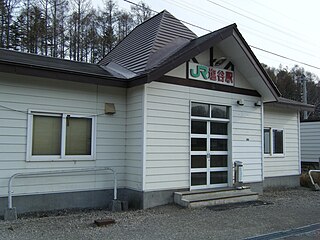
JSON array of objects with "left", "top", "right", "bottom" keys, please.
[{"left": 188, "top": 62, "right": 234, "bottom": 86}]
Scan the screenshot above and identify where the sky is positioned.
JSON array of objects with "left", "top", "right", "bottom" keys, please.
[{"left": 94, "top": 0, "right": 320, "bottom": 79}]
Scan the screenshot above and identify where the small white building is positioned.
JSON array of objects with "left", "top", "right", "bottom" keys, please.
[
  {"left": 0, "top": 10, "right": 313, "bottom": 215},
  {"left": 301, "top": 120, "right": 320, "bottom": 166}
]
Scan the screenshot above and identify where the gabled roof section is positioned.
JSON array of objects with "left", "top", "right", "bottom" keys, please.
[
  {"left": 146, "top": 23, "right": 237, "bottom": 79},
  {"left": 99, "top": 10, "right": 197, "bottom": 74},
  {"left": 142, "top": 23, "right": 281, "bottom": 102}
]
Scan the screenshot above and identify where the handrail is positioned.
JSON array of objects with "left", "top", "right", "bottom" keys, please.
[
  {"left": 7, "top": 167, "right": 117, "bottom": 209},
  {"left": 308, "top": 170, "right": 320, "bottom": 191}
]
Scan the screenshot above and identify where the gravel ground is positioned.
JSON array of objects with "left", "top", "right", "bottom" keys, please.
[{"left": 0, "top": 187, "right": 319, "bottom": 240}]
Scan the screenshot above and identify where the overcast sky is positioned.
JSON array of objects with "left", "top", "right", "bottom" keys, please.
[{"left": 95, "top": 0, "right": 320, "bottom": 79}]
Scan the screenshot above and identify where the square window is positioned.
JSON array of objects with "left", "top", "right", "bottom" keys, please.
[
  {"left": 264, "top": 127, "right": 284, "bottom": 156},
  {"left": 28, "top": 112, "right": 95, "bottom": 161}
]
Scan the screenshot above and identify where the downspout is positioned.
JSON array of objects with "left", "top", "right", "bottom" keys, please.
[
  {"left": 261, "top": 102, "right": 265, "bottom": 183},
  {"left": 142, "top": 84, "right": 147, "bottom": 192},
  {"left": 298, "top": 111, "right": 301, "bottom": 174}
]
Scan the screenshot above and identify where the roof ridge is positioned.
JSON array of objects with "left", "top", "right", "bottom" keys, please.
[{"left": 146, "top": 10, "right": 167, "bottom": 62}]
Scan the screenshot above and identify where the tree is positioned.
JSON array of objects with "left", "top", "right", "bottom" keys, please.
[
  {"left": 0, "top": 0, "right": 19, "bottom": 48},
  {"left": 100, "top": 0, "right": 118, "bottom": 55},
  {"left": 70, "top": 0, "right": 91, "bottom": 61},
  {"left": 131, "top": 1, "right": 152, "bottom": 25},
  {"left": 263, "top": 63, "right": 320, "bottom": 120},
  {"left": 116, "top": 10, "right": 133, "bottom": 42}
]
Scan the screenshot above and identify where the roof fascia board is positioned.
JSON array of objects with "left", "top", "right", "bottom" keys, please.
[
  {"left": 264, "top": 101, "right": 315, "bottom": 111},
  {"left": 0, "top": 61, "right": 127, "bottom": 87},
  {"left": 157, "top": 76, "right": 260, "bottom": 96}
]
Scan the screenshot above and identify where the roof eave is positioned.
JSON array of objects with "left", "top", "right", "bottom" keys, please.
[
  {"left": 265, "top": 98, "right": 315, "bottom": 111},
  {"left": 0, "top": 60, "right": 128, "bottom": 87}
]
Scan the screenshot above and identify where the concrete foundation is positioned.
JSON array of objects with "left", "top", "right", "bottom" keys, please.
[
  {"left": 244, "top": 182, "right": 264, "bottom": 194},
  {"left": 4, "top": 207, "right": 17, "bottom": 221},
  {"left": 0, "top": 188, "right": 188, "bottom": 217},
  {"left": 142, "top": 188, "right": 188, "bottom": 209},
  {"left": 263, "top": 175, "right": 300, "bottom": 189},
  {"left": 1, "top": 189, "right": 117, "bottom": 217},
  {"left": 0, "top": 176, "right": 300, "bottom": 218}
]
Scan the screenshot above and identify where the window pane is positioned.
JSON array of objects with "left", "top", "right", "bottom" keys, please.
[
  {"left": 210, "top": 122, "right": 228, "bottom": 135},
  {"left": 191, "top": 120, "right": 207, "bottom": 134},
  {"left": 210, "top": 139, "right": 228, "bottom": 151},
  {"left": 210, "top": 171, "right": 228, "bottom": 184},
  {"left": 210, "top": 155, "right": 228, "bottom": 167},
  {"left": 191, "top": 172, "right": 207, "bottom": 186},
  {"left": 211, "top": 105, "right": 228, "bottom": 119},
  {"left": 191, "top": 138, "right": 206, "bottom": 151},
  {"left": 66, "top": 117, "right": 92, "bottom": 155},
  {"left": 273, "top": 129, "right": 283, "bottom": 154},
  {"left": 264, "top": 128, "right": 270, "bottom": 154},
  {"left": 191, "top": 155, "right": 207, "bottom": 168},
  {"left": 191, "top": 103, "right": 209, "bottom": 117},
  {"left": 32, "top": 115, "right": 61, "bottom": 155}
]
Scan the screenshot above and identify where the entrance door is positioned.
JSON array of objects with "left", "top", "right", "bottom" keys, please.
[{"left": 190, "top": 102, "right": 230, "bottom": 190}]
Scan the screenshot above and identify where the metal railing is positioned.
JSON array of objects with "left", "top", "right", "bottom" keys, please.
[
  {"left": 308, "top": 170, "right": 320, "bottom": 191},
  {"left": 7, "top": 167, "right": 117, "bottom": 209}
]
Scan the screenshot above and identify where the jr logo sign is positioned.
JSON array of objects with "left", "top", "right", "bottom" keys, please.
[{"left": 189, "top": 62, "right": 234, "bottom": 86}]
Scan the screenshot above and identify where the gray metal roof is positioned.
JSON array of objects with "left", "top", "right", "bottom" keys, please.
[
  {"left": 99, "top": 10, "right": 197, "bottom": 74},
  {"left": 0, "top": 48, "right": 115, "bottom": 78}
]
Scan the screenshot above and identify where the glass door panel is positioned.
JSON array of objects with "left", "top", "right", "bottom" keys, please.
[
  {"left": 210, "top": 171, "right": 228, "bottom": 184},
  {"left": 191, "top": 173, "right": 207, "bottom": 186},
  {"left": 210, "top": 155, "right": 228, "bottom": 167},
  {"left": 210, "top": 139, "right": 228, "bottom": 151},
  {"left": 191, "top": 155, "right": 207, "bottom": 168},
  {"left": 191, "top": 138, "right": 207, "bottom": 151}
]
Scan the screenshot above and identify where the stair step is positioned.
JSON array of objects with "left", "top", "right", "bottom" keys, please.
[
  {"left": 188, "top": 194, "right": 258, "bottom": 208},
  {"left": 181, "top": 189, "right": 253, "bottom": 201},
  {"left": 174, "top": 187, "right": 259, "bottom": 208}
]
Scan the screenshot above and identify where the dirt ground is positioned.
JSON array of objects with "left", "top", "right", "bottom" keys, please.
[{"left": 0, "top": 187, "right": 319, "bottom": 240}]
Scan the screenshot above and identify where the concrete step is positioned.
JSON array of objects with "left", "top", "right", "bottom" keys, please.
[{"left": 174, "top": 187, "right": 259, "bottom": 208}]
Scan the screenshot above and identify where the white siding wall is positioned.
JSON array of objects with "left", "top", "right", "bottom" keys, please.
[
  {"left": 145, "top": 81, "right": 262, "bottom": 191},
  {"left": 264, "top": 106, "right": 299, "bottom": 177},
  {"left": 0, "top": 73, "right": 127, "bottom": 197},
  {"left": 301, "top": 121, "right": 320, "bottom": 163},
  {"left": 126, "top": 86, "right": 144, "bottom": 190}
]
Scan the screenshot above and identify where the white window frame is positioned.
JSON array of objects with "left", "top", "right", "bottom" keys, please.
[
  {"left": 264, "top": 127, "right": 285, "bottom": 157},
  {"left": 190, "top": 102, "right": 231, "bottom": 190},
  {"left": 26, "top": 110, "right": 96, "bottom": 162}
]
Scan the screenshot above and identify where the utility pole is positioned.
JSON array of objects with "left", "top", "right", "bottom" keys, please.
[{"left": 301, "top": 74, "right": 308, "bottom": 120}]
